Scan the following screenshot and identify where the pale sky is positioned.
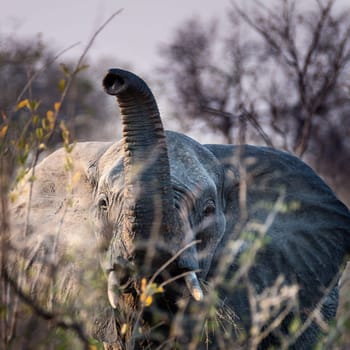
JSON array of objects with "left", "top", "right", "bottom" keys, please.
[
  {"left": 1, "top": 0, "right": 231, "bottom": 74},
  {"left": 2, "top": 0, "right": 349, "bottom": 75},
  {"left": 4, "top": 0, "right": 348, "bottom": 143}
]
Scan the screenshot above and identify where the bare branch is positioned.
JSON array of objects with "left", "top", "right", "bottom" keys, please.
[{"left": 301, "top": 0, "right": 335, "bottom": 77}]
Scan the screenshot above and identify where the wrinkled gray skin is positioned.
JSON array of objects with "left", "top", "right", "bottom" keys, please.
[{"left": 9, "top": 69, "right": 350, "bottom": 350}]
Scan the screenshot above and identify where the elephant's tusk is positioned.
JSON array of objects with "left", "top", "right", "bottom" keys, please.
[
  {"left": 185, "top": 271, "right": 203, "bottom": 301},
  {"left": 107, "top": 270, "right": 119, "bottom": 309}
]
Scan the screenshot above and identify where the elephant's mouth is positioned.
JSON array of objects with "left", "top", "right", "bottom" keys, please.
[{"left": 107, "top": 264, "right": 203, "bottom": 311}]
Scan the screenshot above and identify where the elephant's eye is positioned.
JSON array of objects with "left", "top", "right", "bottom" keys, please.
[
  {"left": 98, "top": 196, "right": 109, "bottom": 211},
  {"left": 203, "top": 200, "right": 216, "bottom": 217}
]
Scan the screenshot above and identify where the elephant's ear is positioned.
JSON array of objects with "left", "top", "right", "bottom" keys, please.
[
  {"left": 205, "top": 144, "right": 350, "bottom": 310},
  {"left": 9, "top": 142, "right": 119, "bottom": 337},
  {"left": 10, "top": 142, "right": 111, "bottom": 258}
]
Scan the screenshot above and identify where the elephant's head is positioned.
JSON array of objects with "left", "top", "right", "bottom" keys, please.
[{"left": 87, "top": 69, "right": 230, "bottom": 343}]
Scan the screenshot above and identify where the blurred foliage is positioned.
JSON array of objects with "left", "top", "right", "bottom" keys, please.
[
  {"left": 0, "top": 33, "right": 114, "bottom": 350},
  {"left": 0, "top": 33, "right": 112, "bottom": 151},
  {"left": 0, "top": 32, "right": 121, "bottom": 194}
]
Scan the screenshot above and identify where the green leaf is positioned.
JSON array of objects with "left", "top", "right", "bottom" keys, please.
[
  {"left": 75, "top": 64, "right": 89, "bottom": 74},
  {"left": 29, "top": 99, "right": 40, "bottom": 112},
  {"left": 41, "top": 118, "right": 48, "bottom": 130},
  {"left": 58, "top": 79, "right": 66, "bottom": 93},
  {"left": 289, "top": 317, "right": 301, "bottom": 334},
  {"left": 32, "top": 114, "right": 39, "bottom": 125},
  {"left": 36, "top": 127, "right": 44, "bottom": 140},
  {"left": 60, "top": 63, "right": 71, "bottom": 77}
]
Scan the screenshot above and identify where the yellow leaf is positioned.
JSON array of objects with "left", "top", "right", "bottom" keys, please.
[
  {"left": 149, "top": 282, "right": 164, "bottom": 293},
  {"left": 140, "top": 293, "right": 153, "bottom": 306},
  {"left": 121, "top": 323, "right": 128, "bottom": 335},
  {"left": 72, "top": 171, "right": 81, "bottom": 185},
  {"left": 145, "top": 295, "right": 153, "bottom": 306},
  {"left": 140, "top": 278, "right": 151, "bottom": 306},
  {"left": 47, "top": 110, "right": 55, "bottom": 130},
  {"left": 54, "top": 102, "right": 61, "bottom": 112},
  {"left": 17, "top": 99, "right": 29, "bottom": 110},
  {"left": 156, "top": 285, "right": 164, "bottom": 293},
  {"left": 141, "top": 278, "right": 147, "bottom": 292},
  {"left": 139, "top": 278, "right": 164, "bottom": 307},
  {"left": 1, "top": 111, "right": 7, "bottom": 121},
  {"left": 47, "top": 110, "right": 54, "bottom": 120},
  {"left": 0, "top": 125, "right": 8, "bottom": 138}
]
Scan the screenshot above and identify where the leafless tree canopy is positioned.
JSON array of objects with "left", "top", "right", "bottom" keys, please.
[{"left": 158, "top": 0, "right": 350, "bottom": 204}]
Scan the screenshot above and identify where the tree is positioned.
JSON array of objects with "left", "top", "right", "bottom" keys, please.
[
  {"left": 158, "top": 0, "right": 350, "bottom": 204},
  {"left": 158, "top": 17, "right": 249, "bottom": 144}
]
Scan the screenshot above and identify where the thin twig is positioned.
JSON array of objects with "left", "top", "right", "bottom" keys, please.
[
  {"left": 148, "top": 240, "right": 201, "bottom": 285},
  {"left": 15, "top": 42, "right": 80, "bottom": 106}
]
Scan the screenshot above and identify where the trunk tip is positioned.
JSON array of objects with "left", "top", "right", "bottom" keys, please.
[{"left": 103, "top": 70, "right": 126, "bottom": 96}]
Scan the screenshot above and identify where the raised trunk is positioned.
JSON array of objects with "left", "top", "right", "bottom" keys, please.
[
  {"left": 103, "top": 69, "right": 173, "bottom": 249},
  {"left": 103, "top": 69, "right": 202, "bottom": 301}
]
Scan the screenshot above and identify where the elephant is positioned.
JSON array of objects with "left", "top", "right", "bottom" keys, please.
[{"left": 7, "top": 68, "right": 350, "bottom": 350}]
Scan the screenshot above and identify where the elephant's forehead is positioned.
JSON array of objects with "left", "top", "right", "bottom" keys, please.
[
  {"left": 166, "top": 131, "right": 220, "bottom": 170},
  {"left": 167, "top": 146, "right": 218, "bottom": 192},
  {"left": 170, "top": 161, "right": 213, "bottom": 185}
]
